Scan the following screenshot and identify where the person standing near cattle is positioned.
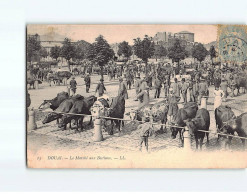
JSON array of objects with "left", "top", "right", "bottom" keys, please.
[
  {"left": 192, "top": 79, "right": 199, "bottom": 103},
  {"left": 167, "top": 88, "right": 180, "bottom": 123},
  {"left": 180, "top": 78, "right": 188, "bottom": 103},
  {"left": 136, "top": 87, "right": 150, "bottom": 109},
  {"left": 118, "top": 77, "right": 128, "bottom": 99},
  {"left": 170, "top": 78, "right": 180, "bottom": 99},
  {"left": 95, "top": 78, "right": 106, "bottom": 97},
  {"left": 198, "top": 78, "right": 208, "bottom": 105},
  {"left": 154, "top": 75, "right": 162, "bottom": 98},
  {"left": 220, "top": 78, "right": 228, "bottom": 102},
  {"left": 163, "top": 76, "right": 170, "bottom": 98},
  {"left": 213, "top": 86, "right": 225, "bottom": 110},
  {"left": 84, "top": 73, "right": 91, "bottom": 93},
  {"left": 134, "top": 73, "right": 141, "bottom": 101},
  {"left": 69, "top": 77, "right": 77, "bottom": 96}
]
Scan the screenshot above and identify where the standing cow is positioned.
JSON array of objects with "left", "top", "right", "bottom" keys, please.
[{"left": 184, "top": 108, "right": 210, "bottom": 150}]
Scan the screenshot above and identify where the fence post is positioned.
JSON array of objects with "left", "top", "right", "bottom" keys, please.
[
  {"left": 200, "top": 96, "right": 207, "bottom": 109},
  {"left": 34, "top": 80, "right": 39, "bottom": 90},
  {"left": 183, "top": 126, "right": 191, "bottom": 151},
  {"left": 93, "top": 107, "right": 103, "bottom": 142},
  {"left": 28, "top": 108, "right": 37, "bottom": 130}
]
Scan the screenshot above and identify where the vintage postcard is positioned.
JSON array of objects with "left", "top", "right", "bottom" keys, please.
[{"left": 26, "top": 24, "right": 247, "bottom": 168}]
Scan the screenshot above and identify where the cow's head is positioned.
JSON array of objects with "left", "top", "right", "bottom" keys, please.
[
  {"left": 58, "top": 115, "right": 71, "bottom": 129},
  {"left": 184, "top": 119, "right": 196, "bottom": 135},
  {"left": 222, "top": 116, "right": 237, "bottom": 133},
  {"left": 39, "top": 100, "right": 51, "bottom": 110},
  {"left": 42, "top": 112, "right": 59, "bottom": 124}
]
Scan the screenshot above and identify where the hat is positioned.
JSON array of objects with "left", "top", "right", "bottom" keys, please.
[
  {"left": 100, "top": 78, "right": 104, "bottom": 81},
  {"left": 72, "top": 77, "right": 75, "bottom": 79},
  {"left": 169, "top": 88, "right": 173, "bottom": 92},
  {"left": 119, "top": 77, "right": 123, "bottom": 81},
  {"left": 182, "top": 78, "right": 185, "bottom": 82}
]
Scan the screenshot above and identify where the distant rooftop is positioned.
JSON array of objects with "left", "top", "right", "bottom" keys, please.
[{"left": 178, "top": 31, "right": 194, "bottom": 34}]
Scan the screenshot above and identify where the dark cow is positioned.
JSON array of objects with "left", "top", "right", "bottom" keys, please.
[
  {"left": 170, "top": 102, "right": 198, "bottom": 146},
  {"left": 126, "top": 100, "right": 169, "bottom": 133},
  {"left": 184, "top": 108, "right": 210, "bottom": 150},
  {"left": 42, "top": 95, "right": 84, "bottom": 125},
  {"left": 234, "top": 73, "right": 247, "bottom": 95},
  {"left": 215, "top": 105, "right": 236, "bottom": 148},
  {"left": 39, "top": 92, "right": 69, "bottom": 111},
  {"left": 222, "top": 112, "right": 247, "bottom": 149},
  {"left": 58, "top": 96, "right": 97, "bottom": 130},
  {"left": 107, "top": 95, "right": 126, "bottom": 135}
]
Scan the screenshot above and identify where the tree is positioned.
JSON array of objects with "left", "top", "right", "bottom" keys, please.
[
  {"left": 133, "top": 35, "right": 155, "bottom": 75},
  {"left": 168, "top": 38, "right": 188, "bottom": 67},
  {"left": 117, "top": 41, "right": 132, "bottom": 61},
  {"left": 40, "top": 47, "right": 48, "bottom": 59},
  {"left": 74, "top": 40, "right": 92, "bottom": 62},
  {"left": 60, "top": 38, "right": 76, "bottom": 69},
  {"left": 92, "top": 35, "right": 115, "bottom": 78},
  {"left": 154, "top": 45, "right": 167, "bottom": 61},
  {"left": 50, "top": 46, "right": 61, "bottom": 61},
  {"left": 209, "top": 45, "right": 217, "bottom": 64},
  {"left": 27, "top": 34, "right": 41, "bottom": 64},
  {"left": 192, "top": 43, "right": 208, "bottom": 64}
]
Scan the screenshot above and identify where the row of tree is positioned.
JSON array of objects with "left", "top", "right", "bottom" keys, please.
[{"left": 27, "top": 33, "right": 217, "bottom": 77}]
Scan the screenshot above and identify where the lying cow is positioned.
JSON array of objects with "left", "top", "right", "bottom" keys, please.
[
  {"left": 184, "top": 108, "right": 210, "bottom": 150},
  {"left": 58, "top": 95, "right": 97, "bottom": 130},
  {"left": 170, "top": 102, "right": 198, "bottom": 146},
  {"left": 126, "top": 100, "right": 169, "bottom": 133}
]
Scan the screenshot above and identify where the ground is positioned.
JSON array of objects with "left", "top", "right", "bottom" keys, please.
[{"left": 27, "top": 73, "right": 247, "bottom": 155}]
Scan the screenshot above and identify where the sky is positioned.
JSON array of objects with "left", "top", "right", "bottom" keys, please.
[{"left": 27, "top": 24, "right": 217, "bottom": 44}]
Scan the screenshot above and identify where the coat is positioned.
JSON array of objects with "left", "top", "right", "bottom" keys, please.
[
  {"left": 84, "top": 75, "right": 91, "bottom": 86},
  {"left": 118, "top": 81, "right": 128, "bottom": 99},
  {"left": 171, "top": 82, "right": 180, "bottom": 97},
  {"left": 96, "top": 83, "right": 106, "bottom": 96}
]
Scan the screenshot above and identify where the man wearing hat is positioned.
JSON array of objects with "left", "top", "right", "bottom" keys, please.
[
  {"left": 69, "top": 76, "right": 77, "bottom": 96},
  {"left": 154, "top": 75, "right": 162, "bottom": 98},
  {"left": 95, "top": 78, "right": 106, "bottom": 97},
  {"left": 118, "top": 77, "right": 128, "bottom": 99},
  {"left": 84, "top": 73, "right": 91, "bottom": 93},
  {"left": 220, "top": 78, "right": 228, "bottom": 101},
  {"left": 198, "top": 78, "right": 208, "bottom": 105},
  {"left": 180, "top": 78, "right": 188, "bottom": 103},
  {"left": 134, "top": 73, "right": 141, "bottom": 100}
]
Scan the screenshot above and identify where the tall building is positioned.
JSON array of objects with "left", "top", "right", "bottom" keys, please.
[
  {"left": 174, "top": 31, "right": 194, "bottom": 42},
  {"left": 153, "top": 32, "right": 169, "bottom": 44}
]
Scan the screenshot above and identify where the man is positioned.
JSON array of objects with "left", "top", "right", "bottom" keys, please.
[
  {"left": 126, "top": 71, "right": 132, "bottom": 89},
  {"left": 229, "top": 75, "right": 236, "bottom": 97},
  {"left": 95, "top": 78, "right": 106, "bottom": 97},
  {"left": 69, "top": 77, "right": 77, "bottom": 96},
  {"left": 192, "top": 79, "right": 199, "bottom": 103},
  {"left": 198, "top": 78, "right": 208, "bottom": 105},
  {"left": 167, "top": 88, "right": 180, "bottom": 123},
  {"left": 134, "top": 73, "right": 141, "bottom": 101},
  {"left": 220, "top": 78, "right": 228, "bottom": 101},
  {"left": 170, "top": 78, "right": 180, "bottom": 98},
  {"left": 84, "top": 73, "right": 91, "bottom": 93},
  {"left": 187, "top": 78, "right": 193, "bottom": 102},
  {"left": 154, "top": 75, "right": 162, "bottom": 98},
  {"left": 118, "top": 77, "right": 128, "bottom": 99},
  {"left": 136, "top": 87, "right": 150, "bottom": 109},
  {"left": 180, "top": 78, "right": 188, "bottom": 103}
]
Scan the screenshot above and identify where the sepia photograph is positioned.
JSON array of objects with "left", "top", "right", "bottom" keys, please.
[{"left": 26, "top": 24, "right": 247, "bottom": 168}]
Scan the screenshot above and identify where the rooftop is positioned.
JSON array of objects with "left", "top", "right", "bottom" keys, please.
[{"left": 178, "top": 31, "right": 194, "bottom": 34}]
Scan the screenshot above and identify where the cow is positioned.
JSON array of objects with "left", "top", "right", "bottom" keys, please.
[
  {"left": 58, "top": 95, "right": 97, "bottom": 130},
  {"left": 184, "top": 108, "right": 210, "bottom": 150},
  {"left": 170, "top": 102, "right": 198, "bottom": 147},
  {"left": 126, "top": 100, "right": 169, "bottom": 134},
  {"left": 221, "top": 112, "right": 247, "bottom": 149},
  {"left": 215, "top": 105, "right": 236, "bottom": 148},
  {"left": 234, "top": 73, "right": 247, "bottom": 95},
  {"left": 39, "top": 92, "right": 69, "bottom": 111},
  {"left": 107, "top": 94, "right": 126, "bottom": 135},
  {"left": 42, "top": 95, "right": 84, "bottom": 125}
]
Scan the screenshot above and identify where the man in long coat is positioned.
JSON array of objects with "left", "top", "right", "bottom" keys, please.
[{"left": 118, "top": 77, "right": 128, "bottom": 99}]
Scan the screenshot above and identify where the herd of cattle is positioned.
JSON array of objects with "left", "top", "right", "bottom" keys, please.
[{"left": 37, "top": 91, "right": 247, "bottom": 151}]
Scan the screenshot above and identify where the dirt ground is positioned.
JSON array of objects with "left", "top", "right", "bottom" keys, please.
[{"left": 27, "top": 74, "right": 247, "bottom": 155}]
